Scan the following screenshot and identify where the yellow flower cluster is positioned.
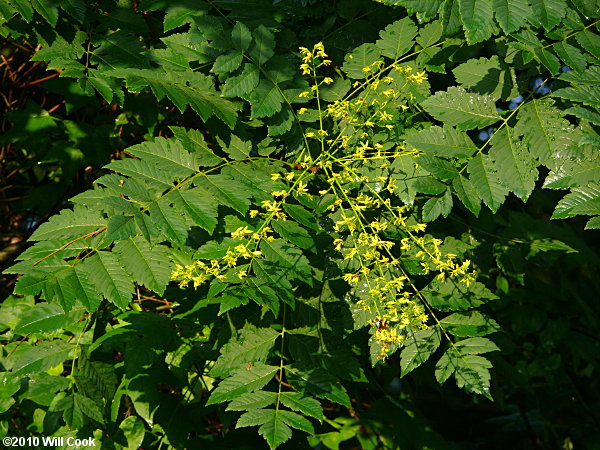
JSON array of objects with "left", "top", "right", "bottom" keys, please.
[
  {"left": 171, "top": 232, "right": 268, "bottom": 289},
  {"left": 173, "top": 41, "right": 478, "bottom": 362},
  {"left": 293, "top": 44, "right": 477, "bottom": 358}
]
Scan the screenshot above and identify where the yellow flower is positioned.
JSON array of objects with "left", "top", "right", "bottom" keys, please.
[
  {"left": 235, "top": 244, "right": 251, "bottom": 258},
  {"left": 298, "top": 108, "right": 307, "bottom": 114},
  {"left": 323, "top": 77, "right": 333, "bottom": 84},
  {"left": 314, "top": 42, "right": 327, "bottom": 58},
  {"left": 357, "top": 141, "right": 372, "bottom": 151},
  {"left": 296, "top": 181, "right": 308, "bottom": 194},
  {"left": 231, "top": 226, "right": 251, "bottom": 239},
  {"left": 299, "top": 91, "right": 310, "bottom": 98}
]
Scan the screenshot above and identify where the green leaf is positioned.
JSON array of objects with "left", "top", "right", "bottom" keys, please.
[
  {"left": 319, "top": 77, "right": 351, "bottom": 103},
  {"left": 514, "top": 98, "right": 572, "bottom": 166},
  {"left": 390, "top": 154, "right": 424, "bottom": 205},
  {"left": 376, "top": 18, "right": 417, "bottom": 59},
  {"left": 114, "top": 69, "right": 237, "bottom": 127},
  {"left": 196, "top": 174, "right": 251, "bottom": 214},
  {"left": 552, "top": 183, "right": 600, "bottom": 219},
  {"left": 416, "top": 20, "right": 444, "bottom": 48},
  {"left": 272, "top": 220, "right": 315, "bottom": 252},
  {"left": 150, "top": 198, "right": 188, "bottom": 247},
  {"left": 286, "top": 365, "right": 351, "bottom": 408},
  {"left": 422, "top": 87, "right": 500, "bottom": 130},
  {"left": 170, "top": 126, "right": 225, "bottom": 167},
  {"left": 493, "top": 0, "right": 531, "bottom": 33},
  {"left": 283, "top": 204, "right": 319, "bottom": 231},
  {"left": 82, "top": 252, "right": 133, "bottom": 308},
  {"left": 114, "top": 238, "right": 172, "bottom": 295},
  {"left": 247, "top": 80, "right": 285, "bottom": 119},
  {"left": 247, "top": 277, "right": 282, "bottom": 315},
  {"left": 278, "top": 410, "right": 314, "bottom": 434},
  {"left": 453, "top": 337, "right": 500, "bottom": 355},
  {"left": 417, "top": 154, "right": 460, "bottom": 180},
  {"left": 253, "top": 259, "right": 295, "bottom": 307},
  {"left": 585, "top": 216, "right": 600, "bottom": 229},
  {"left": 55, "top": 393, "right": 104, "bottom": 428},
  {"left": 226, "top": 391, "right": 277, "bottom": 412},
  {"left": 468, "top": 154, "right": 508, "bottom": 213},
  {"left": 341, "top": 43, "right": 381, "bottom": 79},
  {"left": 105, "top": 159, "right": 174, "bottom": 192},
  {"left": 59, "top": 0, "right": 86, "bottom": 22},
  {"left": 12, "top": 0, "right": 34, "bottom": 21},
  {"left": 218, "top": 289, "right": 250, "bottom": 315},
  {"left": 554, "top": 42, "right": 587, "bottom": 73},
  {"left": 553, "top": 85, "right": 600, "bottom": 108},
  {"left": 435, "top": 350, "right": 493, "bottom": 397},
  {"left": 211, "top": 325, "right": 280, "bottom": 378},
  {"left": 14, "top": 303, "right": 85, "bottom": 334},
  {"left": 119, "top": 416, "right": 146, "bottom": 450},
  {"left": 534, "top": 47, "right": 560, "bottom": 74},
  {"left": 459, "top": 0, "right": 494, "bottom": 44},
  {"left": 544, "top": 152, "right": 600, "bottom": 189},
  {"left": 64, "top": 266, "right": 102, "bottom": 312},
  {"left": 31, "top": 0, "right": 58, "bottom": 25},
  {"left": 413, "top": 176, "right": 447, "bottom": 195},
  {"left": 106, "top": 215, "right": 137, "bottom": 241},
  {"left": 530, "top": 0, "right": 566, "bottom": 30},
  {"left": 237, "top": 409, "right": 292, "bottom": 449},
  {"left": 373, "top": 0, "right": 444, "bottom": 20},
  {"left": 560, "top": 65, "right": 600, "bottom": 85},
  {"left": 405, "top": 125, "right": 478, "bottom": 158},
  {"left": 74, "top": 350, "right": 117, "bottom": 406},
  {"left": 169, "top": 188, "right": 218, "bottom": 234},
  {"left": 206, "top": 362, "right": 278, "bottom": 405},
  {"left": 249, "top": 25, "right": 275, "bottom": 66},
  {"left": 213, "top": 51, "right": 244, "bottom": 75},
  {"left": 12, "top": 341, "right": 76, "bottom": 375},
  {"left": 164, "top": 1, "right": 208, "bottom": 31},
  {"left": 222, "top": 160, "right": 281, "bottom": 202},
  {"left": 260, "top": 239, "right": 312, "bottom": 285},
  {"left": 29, "top": 206, "right": 106, "bottom": 242},
  {"left": 452, "top": 56, "right": 517, "bottom": 101},
  {"left": 232, "top": 21, "right": 252, "bottom": 52},
  {"left": 575, "top": 30, "right": 600, "bottom": 60},
  {"left": 452, "top": 175, "right": 482, "bottom": 215},
  {"left": 422, "top": 188, "right": 453, "bottom": 222},
  {"left": 223, "top": 134, "right": 252, "bottom": 159},
  {"left": 31, "top": 32, "right": 86, "bottom": 65},
  {"left": 400, "top": 327, "right": 442, "bottom": 376},
  {"left": 222, "top": 64, "right": 261, "bottom": 97},
  {"left": 0, "top": 372, "right": 20, "bottom": 413},
  {"left": 127, "top": 137, "right": 199, "bottom": 178},
  {"left": 488, "top": 128, "right": 537, "bottom": 201},
  {"left": 441, "top": 311, "right": 500, "bottom": 337},
  {"left": 279, "top": 392, "right": 323, "bottom": 420},
  {"left": 268, "top": 108, "right": 294, "bottom": 136},
  {"left": 423, "top": 278, "right": 497, "bottom": 311}
]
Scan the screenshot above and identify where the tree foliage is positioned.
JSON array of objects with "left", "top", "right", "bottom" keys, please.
[{"left": 1, "top": 0, "right": 599, "bottom": 448}]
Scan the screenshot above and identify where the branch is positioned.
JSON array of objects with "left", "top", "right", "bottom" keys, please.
[{"left": 32, "top": 226, "right": 108, "bottom": 266}]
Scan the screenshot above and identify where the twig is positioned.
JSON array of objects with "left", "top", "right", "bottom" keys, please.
[
  {"left": 32, "top": 226, "right": 108, "bottom": 266},
  {"left": 19, "top": 71, "right": 60, "bottom": 87}
]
